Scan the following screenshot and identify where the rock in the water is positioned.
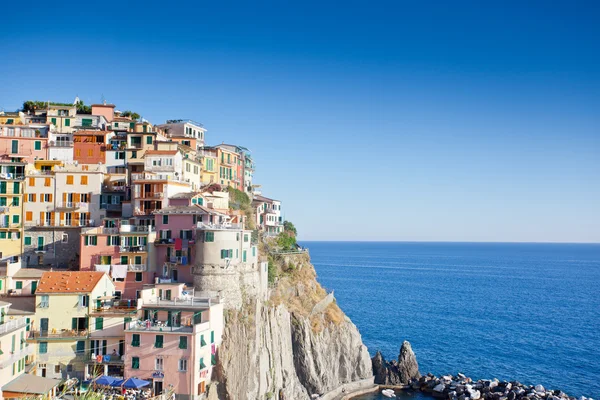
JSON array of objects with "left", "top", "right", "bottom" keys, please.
[
  {"left": 535, "top": 385, "right": 546, "bottom": 393},
  {"left": 398, "top": 341, "right": 422, "bottom": 383},
  {"left": 434, "top": 383, "right": 446, "bottom": 392},
  {"left": 372, "top": 340, "right": 421, "bottom": 385}
]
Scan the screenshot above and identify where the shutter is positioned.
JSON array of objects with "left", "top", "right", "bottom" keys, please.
[
  {"left": 48, "top": 194, "right": 52, "bottom": 202},
  {"left": 39, "top": 212, "right": 44, "bottom": 223},
  {"left": 74, "top": 193, "right": 81, "bottom": 203},
  {"left": 72, "top": 318, "right": 77, "bottom": 330},
  {"left": 85, "top": 236, "right": 89, "bottom": 246},
  {"left": 60, "top": 212, "right": 65, "bottom": 225},
  {"left": 63, "top": 193, "right": 67, "bottom": 203}
]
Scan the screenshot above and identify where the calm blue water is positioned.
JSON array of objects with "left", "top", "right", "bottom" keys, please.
[{"left": 304, "top": 242, "right": 600, "bottom": 398}]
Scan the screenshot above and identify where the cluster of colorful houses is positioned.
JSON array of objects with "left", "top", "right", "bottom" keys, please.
[{"left": 0, "top": 100, "right": 285, "bottom": 399}]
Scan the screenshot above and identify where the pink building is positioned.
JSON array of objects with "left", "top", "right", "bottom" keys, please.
[
  {"left": 0, "top": 133, "right": 48, "bottom": 163},
  {"left": 153, "top": 202, "right": 227, "bottom": 285},
  {"left": 124, "top": 284, "right": 223, "bottom": 396},
  {"left": 80, "top": 218, "right": 157, "bottom": 299}
]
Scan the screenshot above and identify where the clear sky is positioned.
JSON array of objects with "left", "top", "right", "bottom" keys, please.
[{"left": 1, "top": 1, "right": 598, "bottom": 242}]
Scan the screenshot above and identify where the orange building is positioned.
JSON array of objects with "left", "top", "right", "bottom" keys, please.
[{"left": 73, "top": 130, "right": 113, "bottom": 164}]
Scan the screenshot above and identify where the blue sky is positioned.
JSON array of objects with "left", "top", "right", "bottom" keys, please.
[{"left": 1, "top": 1, "right": 598, "bottom": 242}]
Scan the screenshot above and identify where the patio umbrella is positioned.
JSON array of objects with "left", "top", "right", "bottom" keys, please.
[
  {"left": 94, "top": 375, "right": 118, "bottom": 386},
  {"left": 111, "top": 378, "right": 151, "bottom": 389}
]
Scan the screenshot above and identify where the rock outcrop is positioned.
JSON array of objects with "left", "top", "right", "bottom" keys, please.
[
  {"left": 372, "top": 341, "right": 421, "bottom": 385},
  {"left": 212, "top": 253, "right": 372, "bottom": 399}
]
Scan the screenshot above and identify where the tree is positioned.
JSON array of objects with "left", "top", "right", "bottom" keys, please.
[
  {"left": 283, "top": 220, "right": 297, "bottom": 236},
  {"left": 121, "top": 111, "right": 140, "bottom": 120}
]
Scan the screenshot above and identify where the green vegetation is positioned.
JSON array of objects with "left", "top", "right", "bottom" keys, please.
[
  {"left": 283, "top": 220, "right": 297, "bottom": 236},
  {"left": 228, "top": 187, "right": 255, "bottom": 229},
  {"left": 22, "top": 100, "right": 91, "bottom": 114},
  {"left": 267, "top": 258, "right": 276, "bottom": 284},
  {"left": 121, "top": 110, "right": 140, "bottom": 120},
  {"left": 276, "top": 230, "right": 297, "bottom": 251}
]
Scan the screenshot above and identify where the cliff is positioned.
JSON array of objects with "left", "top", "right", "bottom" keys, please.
[{"left": 209, "top": 251, "right": 373, "bottom": 399}]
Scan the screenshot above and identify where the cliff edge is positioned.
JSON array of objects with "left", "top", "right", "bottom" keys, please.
[{"left": 210, "top": 251, "right": 372, "bottom": 399}]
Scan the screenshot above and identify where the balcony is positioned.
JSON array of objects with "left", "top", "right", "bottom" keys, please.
[
  {"left": 28, "top": 329, "right": 88, "bottom": 340},
  {"left": 99, "top": 226, "right": 120, "bottom": 234},
  {"left": 120, "top": 225, "right": 153, "bottom": 233},
  {"left": 125, "top": 320, "right": 193, "bottom": 333},
  {"left": 55, "top": 202, "right": 79, "bottom": 210},
  {"left": 48, "top": 140, "right": 74, "bottom": 147},
  {"left": 102, "top": 185, "right": 126, "bottom": 192},
  {"left": 90, "top": 299, "right": 139, "bottom": 315},
  {"left": 165, "top": 256, "right": 189, "bottom": 265},
  {"left": 128, "top": 263, "right": 147, "bottom": 271},
  {"left": 196, "top": 222, "right": 243, "bottom": 230},
  {"left": 154, "top": 238, "right": 175, "bottom": 245},
  {"left": 0, "top": 345, "right": 35, "bottom": 368},
  {"left": 0, "top": 318, "right": 28, "bottom": 336},
  {"left": 143, "top": 297, "right": 214, "bottom": 309},
  {"left": 0, "top": 222, "right": 22, "bottom": 229},
  {"left": 119, "top": 245, "right": 146, "bottom": 253},
  {"left": 101, "top": 203, "right": 122, "bottom": 211}
]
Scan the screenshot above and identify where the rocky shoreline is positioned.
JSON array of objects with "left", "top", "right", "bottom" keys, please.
[{"left": 371, "top": 342, "right": 595, "bottom": 400}]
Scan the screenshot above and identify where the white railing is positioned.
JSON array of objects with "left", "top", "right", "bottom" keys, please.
[
  {"left": 196, "top": 222, "right": 242, "bottom": 230},
  {"left": 144, "top": 297, "right": 213, "bottom": 308},
  {"left": 0, "top": 345, "right": 35, "bottom": 368},
  {"left": 0, "top": 318, "right": 27, "bottom": 336},
  {"left": 120, "top": 225, "right": 154, "bottom": 233},
  {"left": 128, "top": 264, "right": 147, "bottom": 272}
]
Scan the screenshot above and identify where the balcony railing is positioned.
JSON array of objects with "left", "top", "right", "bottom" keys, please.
[
  {"left": 0, "top": 222, "right": 22, "bottom": 229},
  {"left": 90, "top": 299, "right": 138, "bottom": 314},
  {"left": 120, "top": 225, "right": 154, "bottom": 233},
  {"left": 196, "top": 222, "right": 243, "bottom": 230},
  {"left": 143, "top": 296, "right": 214, "bottom": 308},
  {"left": 125, "top": 320, "right": 193, "bottom": 333},
  {"left": 128, "top": 264, "right": 147, "bottom": 271},
  {"left": 0, "top": 345, "right": 35, "bottom": 368},
  {"left": 101, "top": 204, "right": 122, "bottom": 211},
  {"left": 25, "top": 219, "right": 95, "bottom": 228},
  {"left": 100, "top": 226, "right": 120, "bottom": 234},
  {"left": 0, "top": 318, "right": 27, "bottom": 336},
  {"left": 28, "top": 329, "right": 88, "bottom": 340},
  {"left": 48, "top": 140, "right": 74, "bottom": 147},
  {"left": 102, "top": 185, "right": 126, "bottom": 192},
  {"left": 119, "top": 245, "right": 146, "bottom": 253}
]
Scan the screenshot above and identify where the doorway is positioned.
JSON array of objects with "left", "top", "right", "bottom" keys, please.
[
  {"left": 40, "top": 318, "right": 49, "bottom": 334},
  {"left": 153, "top": 380, "right": 163, "bottom": 395}
]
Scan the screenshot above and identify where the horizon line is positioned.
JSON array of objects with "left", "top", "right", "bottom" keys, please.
[{"left": 296, "top": 240, "right": 600, "bottom": 245}]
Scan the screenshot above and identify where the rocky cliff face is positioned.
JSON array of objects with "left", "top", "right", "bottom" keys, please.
[{"left": 210, "top": 253, "right": 372, "bottom": 399}]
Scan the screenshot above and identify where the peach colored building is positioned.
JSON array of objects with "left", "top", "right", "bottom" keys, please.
[
  {"left": 91, "top": 103, "right": 116, "bottom": 123},
  {"left": 123, "top": 284, "right": 223, "bottom": 397},
  {"left": 73, "top": 130, "right": 114, "bottom": 165},
  {"left": 0, "top": 127, "right": 48, "bottom": 164}
]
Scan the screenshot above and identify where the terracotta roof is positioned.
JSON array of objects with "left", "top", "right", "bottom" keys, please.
[
  {"left": 91, "top": 104, "right": 116, "bottom": 108},
  {"left": 144, "top": 150, "right": 178, "bottom": 156},
  {"left": 36, "top": 271, "right": 106, "bottom": 294},
  {"left": 253, "top": 194, "right": 276, "bottom": 204},
  {"left": 113, "top": 117, "right": 134, "bottom": 122}
]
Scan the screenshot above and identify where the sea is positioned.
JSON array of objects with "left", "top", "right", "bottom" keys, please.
[{"left": 303, "top": 242, "right": 600, "bottom": 399}]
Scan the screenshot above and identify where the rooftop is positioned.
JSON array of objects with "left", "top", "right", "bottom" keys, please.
[
  {"left": 144, "top": 150, "right": 178, "bottom": 156},
  {"left": 3, "top": 296, "right": 35, "bottom": 315},
  {"left": 169, "top": 192, "right": 201, "bottom": 199},
  {"left": 36, "top": 271, "right": 106, "bottom": 294},
  {"left": 1, "top": 374, "right": 61, "bottom": 395},
  {"left": 12, "top": 268, "right": 45, "bottom": 279},
  {"left": 253, "top": 194, "right": 278, "bottom": 203}
]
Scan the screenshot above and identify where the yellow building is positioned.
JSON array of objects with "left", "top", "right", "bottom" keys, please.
[
  {"left": 0, "top": 113, "right": 22, "bottom": 125},
  {"left": 0, "top": 159, "right": 25, "bottom": 264},
  {"left": 199, "top": 147, "right": 218, "bottom": 186},
  {"left": 28, "top": 271, "right": 115, "bottom": 381},
  {"left": 0, "top": 301, "right": 60, "bottom": 399}
]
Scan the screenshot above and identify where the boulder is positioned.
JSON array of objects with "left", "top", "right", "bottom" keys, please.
[{"left": 434, "top": 384, "right": 447, "bottom": 393}]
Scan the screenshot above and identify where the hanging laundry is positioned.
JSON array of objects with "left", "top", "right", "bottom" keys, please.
[
  {"left": 175, "top": 238, "right": 182, "bottom": 250},
  {"left": 94, "top": 265, "right": 110, "bottom": 274},
  {"left": 182, "top": 239, "right": 189, "bottom": 249},
  {"left": 111, "top": 264, "right": 128, "bottom": 279},
  {"left": 181, "top": 256, "right": 188, "bottom": 265},
  {"left": 103, "top": 355, "right": 111, "bottom": 363}
]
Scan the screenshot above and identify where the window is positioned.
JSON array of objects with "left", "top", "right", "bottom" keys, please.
[
  {"left": 78, "top": 295, "right": 89, "bottom": 308},
  {"left": 220, "top": 249, "right": 233, "bottom": 259},
  {"left": 82, "top": 118, "right": 93, "bottom": 127},
  {"left": 76, "top": 341, "right": 85, "bottom": 353},
  {"left": 51, "top": 117, "right": 57, "bottom": 126},
  {"left": 200, "top": 334, "right": 207, "bottom": 346},
  {"left": 55, "top": 365, "right": 61, "bottom": 374},
  {"left": 135, "top": 272, "right": 142, "bottom": 282},
  {"left": 179, "top": 336, "right": 187, "bottom": 349},
  {"left": 95, "top": 317, "right": 103, "bottom": 330},
  {"left": 162, "top": 215, "right": 168, "bottom": 224},
  {"left": 66, "top": 175, "right": 74, "bottom": 185},
  {"left": 65, "top": 118, "right": 70, "bottom": 127},
  {"left": 88, "top": 149, "right": 93, "bottom": 157},
  {"left": 155, "top": 335, "right": 163, "bottom": 348},
  {"left": 132, "top": 356, "right": 140, "bottom": 369},
  {"left": 132, "top": 334, "right": 140, "bottom": 347},
  {"left": 43, "top": 194, "right": 52, "bottom": 202},
  {"left": 27, "top": 194, "right": 35, "bottom": 202},
  {"left": 211, "top": 330, "right": 214, "bottom": 343},
  {"left": 28, "top": 177, "right": 35, "bottom": 187},
  {"left": 155, "top": 357, "right": 163, "bottom": 370},
  {"left": 62, "top": 234, "right": 68, "bottom": 243},
  {"left": 244, "top": 234, "right": 249, "bottom": 242},
  {"left": 12, "top": 215, "right": 19, "bottom": 224},
  {"left": 178, "top": 358, "right": 188, "bottom": 372},
  {"left": 44, "top": 178, "right": 51, "bottom": 187},
  {"left": 15, "top": 281, "right": 22, "bottom": 289},
  {"left": 24, "top": 236, "right": 31, "bottom": 246},
  {"left": 39, "top": 342, "right": 48, "bottom": 354},
  {"left": 131, "top": 150, "right": 137, "bottom": 159},
  {"left": 81, "top": 176, "right": 88, "bottom": 185},
  {"left": 34, "top": 141, "right": 41, "bottom": 150},
  {"left": 205, "top": 232, "right": 214, "bottom": 242},
  {"left": 252, "top": 246, "right": 256, "bottom": 257},
  {"left": 40, "top": 295, "right": 49, "bottom": 308},
  {"left": 146, "top": 136, "right": 153, "bottom": 144},
  {"left": 200, "top": 357, "right": 206, "bottom": 369},
  {"left": 114, "top": 122, "right": 118, "bottom": 128}
]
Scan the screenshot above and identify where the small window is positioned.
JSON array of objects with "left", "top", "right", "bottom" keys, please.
[
  {"left": 205, "top": 232, "right": 214, "bottom": 242},
  {"left": 65, "top": 118, "right": 70, "bottom": 127},
  {"left": 132, "top": 334, "right": 140, "bottom": 347},
  {"left": 95, "top": 317, "right": 103, "bottom": 330},
  {"left": 66, "top": 175, "right": 74, "bottom": 185},
  {"left": 15, "top": 281, "right": 23, "bottom": 289},
  {"left": 155, "top": 335, "right": 163, "bottom": 348},
  {"left": 81, "top": 176, "right": 88, "bottom": 185},
  {"left": 24, "top": 236, "right": 31, "bottom": 246},
  {"left": 146, "top": 136, "right": 153, "bottom": 144},
  {"left": 132, "top": 356, "right": 140, "bottom": 369},
  {"left": 34, "top": 141, "right": 42, "bottom": 150},
  {"left": 76, "top": 340, "right": 85, "bottom": 353},
  {"left": 61, "top": 234, "right": 68, "bottom": 243},
  {"left": 55, "top": 365, "right": 61, "bottom": 374},
  {"left": 162, "top": 215, "right": 168, "bottom": 224},
  {"left": 135, "top": 272, "right": 143, "bottom": 282},
  {"left": 178, "top": 358, "right": 188, "bottom": 372}
]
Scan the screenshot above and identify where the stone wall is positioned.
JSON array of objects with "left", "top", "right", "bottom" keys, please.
[{"left": 23, "top": 227, "right": 80, "bottom": 268}]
